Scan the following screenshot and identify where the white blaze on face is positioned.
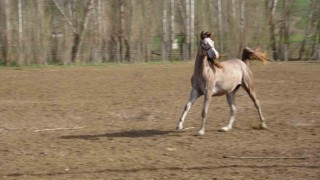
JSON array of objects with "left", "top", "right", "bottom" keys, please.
[{"left": 205, "top": 38, "right": 219, "bottom": 59}]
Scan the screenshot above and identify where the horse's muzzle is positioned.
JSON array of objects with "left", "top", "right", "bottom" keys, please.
[{"left": 206, "top": 48, "right": 218, "bottom": 60}]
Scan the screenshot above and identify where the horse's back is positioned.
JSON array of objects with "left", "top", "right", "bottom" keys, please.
[
  {"left": 221, "top": 59, "right": 252, "bottom": 75},
  {"left": 221, "top": 59, "right": 247, "bottom": 68}
]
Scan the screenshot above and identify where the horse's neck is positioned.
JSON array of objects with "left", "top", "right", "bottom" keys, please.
[{"left": 194, "top": 50, "right": 214, "bottom": 75}]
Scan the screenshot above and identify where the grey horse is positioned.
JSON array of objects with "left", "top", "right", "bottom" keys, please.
[{"left": 176, "top": 31, "right": 268, "bottom": 135}]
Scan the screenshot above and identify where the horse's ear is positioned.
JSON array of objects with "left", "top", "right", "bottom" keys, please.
[
  {"left": 207, "top": 32, "right": 212, "bottom": 38},
  {"left": 200, "top": 31, "right": 205, "bottom": 39}
]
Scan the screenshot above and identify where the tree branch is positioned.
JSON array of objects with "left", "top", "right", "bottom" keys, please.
[{"left": 52, "top": 0, "right": 78, "bottom": 34}]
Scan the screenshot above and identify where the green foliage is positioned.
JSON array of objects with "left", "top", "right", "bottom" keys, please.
[
  {"left": 294, "top": 0, "right": 311, "bottom": 9},
  {"left": 0, "top": 60, "right": 5, "bottom": 67},
  {"left": 152, "top": 36, "right": 162, "bottom": 50},
  {"left": 290, "top": 34, "right": 304, "bottom": 43},
  {"left": 292, "top": 0, "right": 311, "bottom": 30}
]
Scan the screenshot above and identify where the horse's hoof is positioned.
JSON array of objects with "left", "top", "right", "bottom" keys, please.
[
  {"left": 260, "top": 123, "right": 267, "bottom": 129},
  {"left": 197, "top": 129, "right": 205, "bottom": 135},
  {"left": 219, "top": 127, "right": 230, "bottom": 132},
  {"left": 176, "top": 125, "right": 183, "bottom": 130}
]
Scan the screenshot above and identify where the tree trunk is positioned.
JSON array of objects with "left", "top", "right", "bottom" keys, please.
[
  {"left": 299, "top": 0, "right": 314, "bottom": 60},
  {"left": 162, "top": 0, "right": 168, "bottom": 61},
  {"left": 52, "top": 0, "right": 96, "bottom": 64},
  {"left": 17, "top": 0, "right": 24, "bottom": 66},
  {"left": 283, "top": 0, "right": 290, "bottom": 61},
  {"left": 177, "top": 0, "right": 186, "bottom": 23},
  {"left": 119, "top": 0, "right": 125, "bottom": 63},
  {"left": 126, "top": 0, "right": 135, "bottom": 62},
  {"left": 139, "top": 2, "right": 145, "bottom": 62},
  {"left": 190, "top": 0, "right": 195, "bottom": 58},
  {"left": 184, "top": 0, "right": 190, "bottom": 60},
  {"left": 169, "top": 0, "right": 175, "bottom": 60},
  {"left": 231, "top": 0, "right": 236, "bottom": 18},
  {"left": 94, "top": 0, "right": 103, "bottom": 63},
  {"left": 239, "top": 0, "right": 245, "bottom": 57},
  {"left": 177, "top": 0, "right": 186, "bottom": 60},
  {"left": 71, "top": 1, "right": 94, "bottom": 63},
  {"left": 4, "top": 0, "right": 12, "bottom": 66},
  {"left": 216, "top": 0, "right": 223, "bottom": 53},
  {"left": 73, "top": 0, "right": 95, "bottom": 64},
  {"left": 309, "top": 19, "right": 320, "bottom": 60},
  {"left": 51, "top": 0, "right": 77, "bottom": 63},
  {"left": 267, "top": 0, "right": 278, "bottom": 60},
  {"left": 35, "top": 0, "right": 47, "bottom": 65},
  {"left": 51, "top": 0, "right": 78, "bottom": 34}
]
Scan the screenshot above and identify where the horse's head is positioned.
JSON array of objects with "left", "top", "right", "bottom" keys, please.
[{"left": 200, "top": 31, "right": 219, "bottom": 61}]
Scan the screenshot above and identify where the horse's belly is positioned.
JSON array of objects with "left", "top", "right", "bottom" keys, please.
[
  {"left": 212, "top": 87, "right": 227, "bottom": 96},
  {"left": 212, "top": 82, "right": 240, "bottom": 96}
]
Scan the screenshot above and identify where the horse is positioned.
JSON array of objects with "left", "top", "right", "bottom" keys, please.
[{"left": 176, "top": 31, "right": 268, "bottom": 135}]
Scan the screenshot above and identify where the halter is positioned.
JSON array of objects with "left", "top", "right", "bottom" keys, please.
[
  {"left": 201, "top": 43, "right": 213, "bottom": 52},
  {"left": 200, "top": 42, "right": 216, "bottom": 60}
]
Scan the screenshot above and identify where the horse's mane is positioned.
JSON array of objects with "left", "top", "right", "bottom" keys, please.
[
  {"left": 212, "top": 61, "right": 223, "bottom": 69},
  {"left": 207, "top": 57, "right": 223, "bottom": 69}
]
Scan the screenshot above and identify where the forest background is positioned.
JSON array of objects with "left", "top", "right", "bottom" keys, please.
[{"left": 0, "top": 0, "right": 319, "bottom": 66}]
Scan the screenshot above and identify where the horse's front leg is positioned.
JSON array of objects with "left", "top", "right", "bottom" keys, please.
[
  {"left": 198, "top": 93, "right": 211, "bottom": 135},
  {"left": 176, "top": 89, "right": 200, "bottom": 130}
]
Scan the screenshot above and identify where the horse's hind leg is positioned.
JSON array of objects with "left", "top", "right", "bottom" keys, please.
[
  {"left": 176, "top": 89, "right": 200, "bottom": 130},
  {"left": 220, "top": 86, "right": 240, "bottom": 132},
  {"left": 242, "top": 83, "right": 267, "bottom": 129}
]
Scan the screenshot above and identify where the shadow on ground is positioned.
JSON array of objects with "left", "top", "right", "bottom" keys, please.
[{"left": 59, "top": 129, "right": 181, "bottom": 140}]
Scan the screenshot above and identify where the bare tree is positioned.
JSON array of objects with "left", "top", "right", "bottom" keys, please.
[
  {"left": 216, "top": 0, "right": 223, "bottom": 53},
  {"left": 190, "top": 0, "right": 194, "bottom": 57},
  {"left": 267, "top": 0, "right": 278, "bottom": 60},
  {"left": 74, "top": 0, "right": 95, "bottom": 64},
  {"left": 231, "top": 0, "right": 236, "bottom": 18},
  {"left": 34, "top": 0, "right": 47, "bottom": 65},
  {"left": 175, "top": 0, "right": 184, "bottom": 60},
  {"left": 52, "top": 0, "right": 95, "bottom": 64},
  {"left": 299, "top": 0, "right": 314, "bottom": 60},
  {"left": 118, "top": 0, "right": 125, "bottom": 63},
  {"left": 162, "top": 0, "right": 168, "bottom": 61},
  {"left": 169, "top": 0, "right": 175, "bottom": 60},
  {"left": 283, "top": 0, "right": 289, "bottom": 61},
  {"left": 184, "top": 0, "right": 190, "bottom": 60},
  {"left": 309, "top": 2, "right": 320, "bottom": 60},
  {"left": 3, "top": 0, "right": 12, "bottom": 66},
  {"left": 239, "top": 0, "right": 245, "bottom": 57},
  {"left": 92, "top": 0, "right": 104, "bottom": 63}
]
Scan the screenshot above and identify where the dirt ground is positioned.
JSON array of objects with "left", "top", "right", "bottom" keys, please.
[{"left": 0, "top": 61, "right": 319, "bottom": 180}]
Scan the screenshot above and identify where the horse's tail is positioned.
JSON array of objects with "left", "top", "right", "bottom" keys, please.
[{"left": 241, "top": 47, "right": 269, "bottom": 65}]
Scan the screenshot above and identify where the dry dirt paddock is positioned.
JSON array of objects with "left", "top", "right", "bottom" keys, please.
[{"left": 0, "top": 61, "right": 319, "bottom": 180}]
